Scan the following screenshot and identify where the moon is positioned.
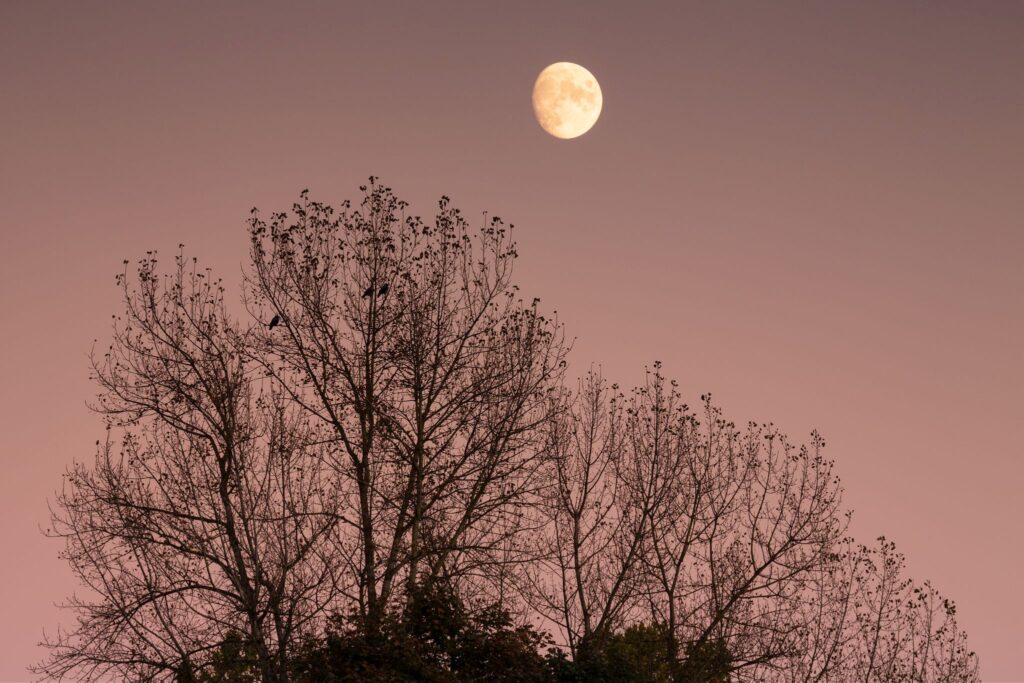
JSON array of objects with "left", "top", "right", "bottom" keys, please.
[{"left": 532, "top": 62, "right": 603, "bottom": 139}]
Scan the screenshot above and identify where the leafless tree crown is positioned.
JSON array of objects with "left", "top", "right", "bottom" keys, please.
[{"left": 37, "top": 183, "right": 979, "bottom": 683}]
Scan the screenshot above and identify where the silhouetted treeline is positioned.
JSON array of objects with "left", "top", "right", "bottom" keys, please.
[
  {"left": 37, "top": 181, "right": 978, "bottom": 682},
  {"left": 192, "top": 580, "right": 679, "bottom": 682}
]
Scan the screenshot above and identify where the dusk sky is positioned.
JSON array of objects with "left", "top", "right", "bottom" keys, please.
[{"left": 1, "top": 2, "right": 1022, "bottom": 680}]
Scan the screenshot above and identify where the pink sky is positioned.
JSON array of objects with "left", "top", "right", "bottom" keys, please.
[{"left": 1, "top": 2, "right": 1021, "bottom": 680}]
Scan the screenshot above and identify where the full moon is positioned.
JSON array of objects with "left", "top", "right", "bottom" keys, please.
[{"left": 532, "top": 62, "right": 603, "bottom": 139}]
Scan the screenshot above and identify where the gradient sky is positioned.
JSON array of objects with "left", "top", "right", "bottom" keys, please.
[{"left": 1, "top": 2, "right": 1022, "bottom": 680}]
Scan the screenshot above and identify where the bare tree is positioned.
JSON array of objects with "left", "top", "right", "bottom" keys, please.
[
  {"left": 634, "top": 378, "right": 746, "bottom": 677},
  {"left": 37, "top": 253, "right": 340, "bottom": 682},
  {"left": 772, "top": 542, "right": 860, "bottom": 683},
  {"left": 526, "top": 369, "right": 674, "bottom": 661},
  {"left": 592, "top": 369, "right": 844, "bottom": 682},
  {"left": 245, "top": 181, "right": 568, "bottom": 632},
  {"left": 678, "top": 422, "right": 844, "bottom": 682},
  {"left": 758, "top": 537, "right": 980, "bottom": 683},
  {"left": 843, "top": 538, "right": 980, "bottom": 683},
  {"left": 38, "top": 181, "right": 980, "bottom": 682},
  {"left": 530, "top": 363, "right": 848, "bottom": 680}
]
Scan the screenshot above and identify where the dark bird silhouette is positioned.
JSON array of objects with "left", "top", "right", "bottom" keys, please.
[
  {"left": 378, "top": 283, "right": 389, "bottom": 297},
  {"left": 363, "top": 285, "right": 374, "bottom": 298},
  {"left": 269, "top": 315, "right": 280, "bottom": 329}
]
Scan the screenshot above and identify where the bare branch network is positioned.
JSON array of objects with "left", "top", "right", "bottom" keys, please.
[{"left": 37, "top": 180, "right": 979, "bottom": 683}]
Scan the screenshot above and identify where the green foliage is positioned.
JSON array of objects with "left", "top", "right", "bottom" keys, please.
[
  {"left": 566, "top": 624, "right": 672, "bottom": 683},
  {"left": 198, "top": 598, "right": 721, "bottom": 683},
  {"left": 674, "top": 638, "right": 731, "bottom": 683},
  {"left": 197, "top": 631, "right": 261, "bottom": 683},
  {"left": 289, "top": 614, "right": 432, "bottom": 682},
  {"left": 287, "top": 581, "right": 557, "bottom": 682}
]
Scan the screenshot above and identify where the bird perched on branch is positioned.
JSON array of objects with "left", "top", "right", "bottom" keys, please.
[
  {"left": 363, "top": 283, "right": 390, "bottom": 298},
  {"left": 269, "top": 315, "right": 281, "bottom": 329}
]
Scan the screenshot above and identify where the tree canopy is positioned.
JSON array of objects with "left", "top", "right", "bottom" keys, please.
[{"left": 37, "top": 180, "right": 979, "bottom": 683}]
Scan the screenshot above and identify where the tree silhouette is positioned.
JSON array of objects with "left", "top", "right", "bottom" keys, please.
[
  {"left": 37, "top": 180, "right": 979, "bottom": 682},
  {"left": 245, "top": 180, "right": 569, "bottom": 634}
]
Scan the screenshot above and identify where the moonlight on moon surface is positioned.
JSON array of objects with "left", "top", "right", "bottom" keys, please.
[{"left": 532, "top": 62, "right": 603, "bottom": 139}]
